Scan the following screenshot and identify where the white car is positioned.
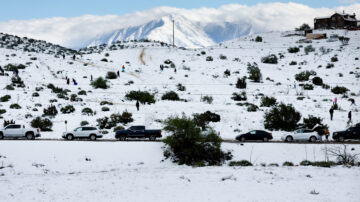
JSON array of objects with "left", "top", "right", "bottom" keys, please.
[
  {"left": 62, "top": 126, "right": 103, "bottom": 141},
  {"left": 281, "top": 129, "right": 322, "bottom": 142},
  {"left": 0, "top": 124, "right": 41, "bottom": 140}
]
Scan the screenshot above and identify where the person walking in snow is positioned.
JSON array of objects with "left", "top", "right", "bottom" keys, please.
[
  {"left": 136, "top": 101, "right": 140, "bottom": 111},
  {"left": 72, "top": 55, "right": 76, "bottom": 60},
  {"left": 90, "top": 74, "right": 93, "bottom": 81},
  {"left": 72, "top": 78, "right": 77, "bottom": 85},
  {"left": 122, "top": 65, "right": 125, "bottom": 72},
  {"left": 348, "top": 111, "right": 352, "bottom": 125},
  {"left": 174, "top": 68, "right": 177, "bottom": 73},
  {"left": 325, "top": 128, "right": 330, "bottom": 142},
  {"left": 334, "top": 97, "right": 338, "bottom": 105},
  {"left": 329, "top": 107, "right": 334, "bottom": 121},
  {"left": 117, "top": 70, "right": 120, "bottom": 78},
  {"left": 66, "top": 78, "right": 70, "bottom": 85},
  {"left": 62, "top": 54, "right": 65, "bottom": 59}
]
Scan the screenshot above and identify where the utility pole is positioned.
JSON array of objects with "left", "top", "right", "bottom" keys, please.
[{"left": 172, "top": 19, "right": 175, "bottom": 48}]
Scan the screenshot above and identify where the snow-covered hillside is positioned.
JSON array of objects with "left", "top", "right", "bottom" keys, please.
[{"left": 0, "top": 30, "right": 359, "bottom": 140}]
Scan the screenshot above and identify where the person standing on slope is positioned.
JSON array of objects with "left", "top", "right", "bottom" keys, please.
[
  {"left": 329, "top": 107, "right": 334, "bottom": 121},
  {"left": 136, "top": 101, "right": 140, "bottom": 111},
  {"left": 348, "top": 111, "right": 352, "bottom": 126},
  {"left": 122, "top": 65, "right": 125, "bottom": 72}
]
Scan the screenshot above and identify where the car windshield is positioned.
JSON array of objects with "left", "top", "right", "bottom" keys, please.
[{"left": 296, "top": 129, "right": 303, "bottom": 133}]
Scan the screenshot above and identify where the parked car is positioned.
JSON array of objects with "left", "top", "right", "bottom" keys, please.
[
  {"left": 281, "top": 129, "right": 322, "bottom": 142},
  {"left": 0, "top": 124, "right": 40, "bottom": 140},
  {"left": 235, "top": 130, "right": 273, "bottom": 142},
  {"left": 62, "top": 126, "right": 103, "bottom": 140},
  {"left": 115, "top": 126, "right": 162, "bottom": 141},
  {"left": 333, "top": 126, "right": 360, "bottom": 141}
]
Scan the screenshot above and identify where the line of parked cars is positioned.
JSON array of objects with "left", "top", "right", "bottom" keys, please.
[{"left": 0, "top": 124, "right": 359, "bottom": 142}]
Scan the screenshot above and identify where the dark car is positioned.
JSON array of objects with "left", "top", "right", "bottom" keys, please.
[
  {"left": 236, "top": 130, "right": 273, "bottom": 142},
  {"left": 332, "top": 126, "right": 360, "bottom": 141},
  {"left": 115, "top": 126, "right": 162, "bottom": 141}
]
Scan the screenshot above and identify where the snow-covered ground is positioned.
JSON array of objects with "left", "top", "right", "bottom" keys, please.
[
  {"left": 0, "top": 30, "right": 359, "bottom": 140},
  {"left": 0, "top": 141, "right": 359, "bottom": 202}
]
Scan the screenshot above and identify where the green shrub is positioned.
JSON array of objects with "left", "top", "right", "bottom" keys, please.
[
  {"left": 264, "top": 103, "right": 301, "bottom": 131},
  {"left": 80, "top": 121, "right": 89, "bottom": 126},
  {"left": 162, "top": 91, "right": 180, "bottom": 101},
  {"left": 311, "top": 161, "right": 337, "bottom": 168},
  {"left": 106, "top": 71, "right": 117, "bottom": 79},
  {"left": 260, "top": 96, "right": 277, "bottom": 107},
  {"left": 78, "top": 90, "right": 87, "bottom": 95},
  {"left": 312, "top": 77, "right": 323, "bottom": 85},
  {"left": 162, "top": 115, "right": 232, "bottom": 166},
  {"left": 70, "top": 94, "right": 82, "bottom": 102},
  {"left": 219, "top": 54, "right": 227, "bottom": 60},
  {"left": 96, "top": 117, "right": 116, "bottom": 129},
  {"left": 31, "top": 117, "right": 53, "bottom": 131},
  {"left": 331, "top": 56, "right": 338, "bottom": 62},
  {"left": 100, "top": 101, "right": 113, "bottom": 105},
  {"left": 288, "top": 46, "right": 300, "bottom": 53},
  {"left": 125, "top": 91, "right": 155, "bottom": 104},
  {"left": 300, "top": 160, "right": 312, "bottom": 166},
  {"left": 43, "top": 105, "right": 58, "bottom": 116},
  {"left": 206, "top": 56, "right": 213, "bottom": 61},
  {"left": 177, "top": 83, "right": 186, "bottom": 91},
  {"left": 301, "top": 84, "right": 314, "bottom": 90},
  {"left": 326, "top": 63, "right": 334, "bottom": 69},
  {"left": 247, "top": 104, "right": 258, "bottom": 112},
  {"left": 247, "top": 63, "right": 261, "bottom": 82},
  {"left": 32, "top": 92, "right": 39, "bottom": 97},
  {"left": 0, "top": 109, "right": 6, "bottom": 115},
  {"left": 255, "top": 36, "right": 262, "bottom": 42},
  {"left": 295, "top": 71, "right": 313, "bottom": 82},
  {"left": 268, "top": 163, "right": 279, "bottom": 167},
  {"left": 0, "top": 95, "right": 11, "bottom": 102},
  {"left": 82, "top": 108, "right": 94, "bottom": 116},
  {"left": 91, "top": 77, "right": 109, "bottom": 89},
  {"left": 261, "top": 54, "right": 278, "bottom": 64},
  {"left": 231, "top": 92, "right": 247, "bottom": 101},
  {"left": 304, "top": 45, "right": 315, "bottom": 54},
  {"left": 224, "top": 69, "right": 231, "bottom": 77},
  {"left": 5, "top": 85, "right": 14, "bottom": 90},
  {"left": 97, "top": 111, "right": 133, "bottom": 129},
  {"left": 289, "top": 61, "right": 297, "bottom": 65},
  {"left": 100, "top": 58, "right": 108, "bottom": 62},
  {"left": 302, "top": 115, "right": 323, "bottom": 129},
  {"left": 331, "top": 86, "right": 349, "bottom": 94},
  {"left": 60, "top": 105, "right": 75, "bottom": 114},
  {"left": 283, "top": 161, "right": 294, "bottom": 166},
  {"left": 295, "top": 23, "right": 310, "bottom": 31},
  {"left": 10, "top": 103, "right": 21, "bottom": 109},
  {"left": 229, "top": 160, "right": 252, "bottom": 166},
  {"left": 201, "top": 95, "right": 213, "bottom": 104},
  {"left": 102, "top": 107, "right": 110, "bottom": 112},
  {"left": 193, "top": 111, "right": 221, "bottom": 131},
  {"left": 236, "top": 76, "right": 247, "bottom": 89},
  {"left": 113, "top": 125, "right": 125, "bottom": 132}
]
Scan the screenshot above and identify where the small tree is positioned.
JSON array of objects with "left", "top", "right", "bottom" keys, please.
[
  {"left": 295, "top": 23, "right": 310, "bottom": 31},
  {"left": 260, "top": 96, "right": 277, "bottom": 107},
  {"left": 106, "top": 71, "right": 117, "bottom": 79},
  {"left": 231, "top": 92, "right": 247, "bottom": 101},
  {"left": 338, "top": 36, "right": 350, "bottom": 46},
  {"left": 125, "top": 91, "right": 155, "bottom": 104},
  {"left": 236, "top": 76, "right": 247, "bottom": 89},
  {"left": 255, "top": 36, "right": 263, "bottom": 42},
  {"left": 91, "top": 77, "right": 109, "bottom": 89},
  {"left": 288, "top": 46, "right": 300, "bottom": 53},
  {"left": 261, "top": 54, "right": 278, "bottom": 64},
  {"left": 43, "top": 105, "right": 58, "bottom": 117},
  {"left": 264, "top": 103, "right": 301, "bottom": 131},
  {"left": 312, "top": 76, "right": 323, "bottom": 86},
  {"left": 247, "top": 63, "right": 261, "bottom": 82},
  {"left": 193, "top": 111, "right": 221, "bottom": 131},
  {"left": 31, "top": 117, "right": 53, "bottom": 131},
  {"left": 331, "top": 86, "right": 349, "bottom": 94},
  {"left": 162, "top": 115, "right": 232, "bottom": 166},
  {"left": 162, "top": 91, "right": 180, "bottom": 101}
]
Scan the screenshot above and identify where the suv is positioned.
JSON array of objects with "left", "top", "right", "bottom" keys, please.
[
  {"left": 333, "top": 126, "right": 360, "bottom": 141},
  {"left": 0, "top": 124, "right": 41, "bottom": 140},
  {"left": 62, "top": 127, "right": 103, "bottom": 140}
]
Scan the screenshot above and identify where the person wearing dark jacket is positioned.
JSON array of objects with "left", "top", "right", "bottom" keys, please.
[
  {"left": 348, "top": 111, "right": 352, "bottom": 125},
  {"left": 136, "top": 101, "right": 140, "bottom": 111},
  {"left": 329, "top": 107, "right": 334, "bottom": 121},
  {"left": 66, "top": 78, "right": 70, "bottom": 85}
]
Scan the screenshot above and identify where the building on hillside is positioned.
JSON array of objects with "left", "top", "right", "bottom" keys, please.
[{"left": 314, "top": 11, "right": 358, "bottom": 29}]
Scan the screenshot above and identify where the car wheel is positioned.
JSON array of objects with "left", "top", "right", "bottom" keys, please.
[
  {"left": 338, "top": 136, "right": 345, "bottom": 142},
  {"left": 89, "top": 134, "right": 96, "bottom": 141},
  {"left": 240, "top": 137, "right": 246, "bottom": 142},
  {"left": 66, "top": 134, "right": 74, "bottom": 141},
  {"left": 26, "top": 132, "right": 34, "bottom": 140},
  {"left": 0, "top": 132, "right": 3, "bottom": 140},
  {"left": 285, "top": 136, "right": 293, "bottom": 142},
  {"left": 119, "top": 136, "right": 126, "bottom": 141},
  {"left": 149, "top": 135, "right": 156, "bottom": 141},
  {"left": 309, "top": 136, "right": 317, "bottom": 142},
  {"left": 263, "top": 137, "right": 269, "bottom": 142}
]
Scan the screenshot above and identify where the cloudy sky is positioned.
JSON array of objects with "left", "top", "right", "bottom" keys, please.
[{"left": 0, "top": 1, "right": 359, "bottom": 48}]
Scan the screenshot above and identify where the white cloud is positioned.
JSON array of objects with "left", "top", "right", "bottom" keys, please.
[{"left": 0, "top": 2, "right": 359, "bottom": 48}]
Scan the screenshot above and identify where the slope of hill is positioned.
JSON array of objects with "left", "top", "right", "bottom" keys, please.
[{"left": 0, "top": 30, "right": 359, "bottom": 140}]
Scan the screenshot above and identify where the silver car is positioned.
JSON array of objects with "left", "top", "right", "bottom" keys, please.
[
  {"left": 281, "top": 129, "right": 322, "bottom": 142},
  {"left": 62, "top": 126, "right": 103, "bottom": 141}
]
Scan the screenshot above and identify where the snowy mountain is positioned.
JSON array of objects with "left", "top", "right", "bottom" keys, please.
[{"left": 87, "top": 15, "right": 253, "bottom": 48}]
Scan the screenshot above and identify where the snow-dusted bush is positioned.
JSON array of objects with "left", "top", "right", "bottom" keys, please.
[
  {"left": 231, "top": 92, "right": 247, "bottom": 101},
  {"left": 78, "top": 90, "right": 87, "bottom": 95},
  {"left": 3, "top": 120, "right": 15, "bottom": 127},
  {"left": 260, "top": 96, "right": 277, "bottom": 107},
  {"left": 32, "top": 92, "right": 39, "bottom": 97},
  {"left": 91, "top": 77, "right": 109, "bottom": 89},
  {"left": 264, "top": 103, "right": 301, "bottom": 131},
  {"left": 229, "top": 160, "right": 252, "bottom": 166},
  {"left": 106, "top": 71, "right": 117, "bottom": 79},
  {"left": 247, "top": 63, "right": 261, "bottom": 82},
  {"left": 301, "top": 84, "right": 314, "bottom": 90},
  {"left": 288, "top": 46, "right": 300, "bottom": 53},
  {"left": 60, "top": 105, "right": 75, "bottom": 114},
  {"left": 289, "top": 61, "right": 297, "bottom": 65},
  {"left": 0, "top": 109, "right": 6, "bottom": 115},
  {"left": 247, "top": 104, "right": 258, "bottom": 112},
  {"left": 101, "top": 107, "right": 110, "bottom": 112},
  {"left": 100, "top": 101, "right": 113, "bottom": 105},
  {"left": 43, "top": 105, "right": 58, "bottom": 117},
  {"left": 331, "top": 86, "right": 349, "bottom": 94},
  {"left": 206, "top": 56, "right": 213, "bottom": 61},
  {"left": 224, "top": 69, "right": 231, "bottom": 77},
  {"left": 0, "top": 95, "right": 11, "bottom": 102},
  {"left": 125, "top": 90, "right": 155, "bottom": 104},
  {"left": 302, "top": 115, "right": 324, "bottom": 129},
  {"left": 326, "top": 63, "right": 334, "bottom": 69},
  {"left": 236, "top": 76, "right": 247, "bottom": 89},
  {"left": 312, "top": 76, "right": 323, "bottom": 86},
  {"left": 255, "top": 36, "right": 262, "bottom": 42},
  {"left": 331, "top": 55, "right": 338, "bottom": 62},
  {"left": 162, "top": 91, "right": 180, "bottom": 101},
  {"left": 97, "top": 112, "right": 133, "bottom": 129},
  {"left": 80, "top": 121, "right": 89, "bottom": 126},
  {"left": 70, "top": 94, "right": 82, "bottom": 102},
  {"left": 295, "top": 71, "right": 312, "bottom": 81},
  {"left": 81, "top": 107, "right": 94, "bottom": 116},
  {"left": 5, "top": 85, "right": 14, "bottom": 90},
  {"left": 31, "top": 117, "right": 53, "bottom": 131},
  {"left": 100, "top": 58, "right": 108, "bottom": 62},
  {"left": 9, "top": 103, "right": 21, "bottom": 109},
  {"left": 162, "top": 115, "right": 232, "bottom": 166},
  {"left": 201, "top": 95, "right": 213, "bottom": 104},
  {"left": 283, "top": 161, "right": 294, "bottom": 166},
  {"left": 177, "top": 83, "right": 186, "bottom": 91},
  {"left": 193, "top": 111, "right": 221, "bottom": 131},
  {"left": 113, "top": 125, "right": 125, "bottom": 132},
  {"left": 261, "top": 54, "right": 278, "bottom": 64},
  {"left": 219, "top": 54, "right": 227, "bottom": 60},
  {"left": 304, "top": 45, "right": 315, "bottom": 54}
]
